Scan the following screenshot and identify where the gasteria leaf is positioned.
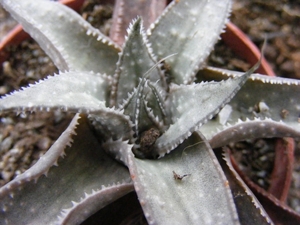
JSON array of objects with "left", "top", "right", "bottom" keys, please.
[
  {"left": 127, "top": 132, "right": 239, "bottom": 224},
  {"left": 197, "top": 68, "right": 300, "bottom": 147},
  {"left": 0, "top": 71, "right": 109, "bottom": 113},
  {"left": 148, "top": 0, "right": 231, "bottom": 84}
]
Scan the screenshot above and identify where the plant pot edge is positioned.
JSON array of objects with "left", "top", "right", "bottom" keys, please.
[
  {"left": 0, "top": 0, "right": 86, "bottom": 64},
  {"left": 222, "top": 22, "right": 276, "bottom": 76}
]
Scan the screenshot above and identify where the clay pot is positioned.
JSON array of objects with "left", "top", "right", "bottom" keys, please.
[{"left": 221, "top": 22, "right": 276, "bottom": 76}]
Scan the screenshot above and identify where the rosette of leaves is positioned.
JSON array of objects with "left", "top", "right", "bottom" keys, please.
[{"left": 0, "top": 0, "right": 300, "bottom": 224}]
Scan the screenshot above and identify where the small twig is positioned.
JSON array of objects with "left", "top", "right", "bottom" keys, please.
[{"left": 172, "top": 171, "right": 191, "bottom": 181}]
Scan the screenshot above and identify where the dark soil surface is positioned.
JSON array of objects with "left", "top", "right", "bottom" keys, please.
[
  {"left": 0, "top": 40, "right": 74, "bottom": 186},
  {"left": 231, "top": 0, "right": 300, "bottom": 79},
  {"left": 0, "top": 0, "right": 299, "bottom": 214},
  {"left": 210, "top": 0, "right": 300, "bottom": 80}
]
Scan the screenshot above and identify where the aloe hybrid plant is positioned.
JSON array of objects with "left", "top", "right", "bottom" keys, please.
[{"left": 0, "top": 0, "right": 300, "bottom": 224}]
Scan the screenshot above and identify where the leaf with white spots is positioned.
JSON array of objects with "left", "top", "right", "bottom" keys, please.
[
  {"left": 197, "top": 68, "right": 300, "bottom": 145},
  {"left": 147, "top": 0, "right": 231, "bottom": 84},
  {"left": 122, "top": 78, "right": 159, "bottom": 136},
  {"left": 112, "top": 17, "right": 166, "bottom": 107},
  {"left": 153, "top": 64, "right": 258, "bottom": 157},
  {"left": 0, "top": 0, "right": 120, "bottom": 74},
  {"left": 127, "top": 132, "right": 239, "bottom": 225},
  {"left": 0, "top": 115, "right": 133, "bottom": 224},
  {"left": 0, "top": 71, "right": 109, "bottom": 114}
]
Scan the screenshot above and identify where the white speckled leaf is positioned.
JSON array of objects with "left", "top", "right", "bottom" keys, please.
[
  {"left": 127, "top": 132, "right": 239, "bottom": 225},
  {"left": 153, "top": 65, "right": 257, "bottom": 157},
  {"left": 0, "top": 71, "right": 109, "bottom": 113},
  {"left": 122, "top": 78, "right": 160, "bottom": 135},
  {"left": 147, "top": 0, "right": 231, "bottom": 84},
  {"left": 0, "top": 115, "right": 133, "bottom": 224},
  {"left": 0, "top": 0, "right": 119, "bottom": 74},
  {"left": 197, "top": 68, "right": 300, "bottom": 146},
  {"left": 113, "top": 18, "right": 165, "bottom": 107}
]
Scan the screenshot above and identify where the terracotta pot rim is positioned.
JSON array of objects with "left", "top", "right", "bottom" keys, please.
[
  {"left": 0, "top": 0, "right": 85, "bottom": 64},
  {"left": 222, "top": 22, "right": 276, "bottom": 76}
]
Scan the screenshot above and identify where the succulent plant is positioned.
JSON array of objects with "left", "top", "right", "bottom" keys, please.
[{"left": 0, "top": 0, "right": 300, "bottom": 224}]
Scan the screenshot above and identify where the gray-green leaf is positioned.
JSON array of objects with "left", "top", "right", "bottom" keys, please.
[
  {"left": 126, "top": 132, "right": 239, "bottom": 225},
  {"left": 148, "top": 0, "right": 231, "bottom": 84},
  {"left": 0, "top": 71, "right": 109, "bottom": 113}
]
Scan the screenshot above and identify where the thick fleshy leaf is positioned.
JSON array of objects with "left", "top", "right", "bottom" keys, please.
[
  {"left": 121, "top": 78, "right": 160, "bottom": 136},
  {"left": 197, "top": 68, "right": 300, "bottom": 146},
  {"left": 0, "top": 114, "right": 133, "bottom": 224},
  {"left": 119, "top": 79, "right": 168, "bottom": 145},
  {"left": 147, "top": 0, "right": 231, "bottom": 84},
  {"left": 0, "top": 0, "right": 120, "bottom": 74},
  {"left": 215, "top": 149, "right": 273, "bottom": 225},
  {"left": 0, "top": 71, "right": 109, "bottom": 113},
  {"left": 127, "top": 132, "right": 239, "bottom": 225},
  {"left": 153, "top": 64, "right": 258, "bottom": 157},
  {"left": 209, "top": 119, "right": 300, "bottom": 149},
  {"left": 89, "top": 109, "right": 134, "bottom": 141},
  {"left": 111, "top": 18, "right": 166, "bottom": 107}
]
